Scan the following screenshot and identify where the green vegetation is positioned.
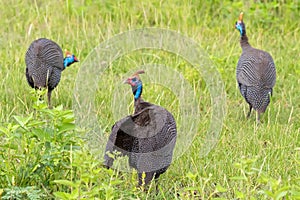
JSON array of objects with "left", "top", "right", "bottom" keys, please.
[{"left": 0, "top": 0, "right": 299, "bottom": 199}]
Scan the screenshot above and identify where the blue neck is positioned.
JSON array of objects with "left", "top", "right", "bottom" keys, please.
[
  {"left": 238, "top": 28, "right": 244, "bottom": 36},
  {"left": 134, "top": 83, "right": 142, "bottom": 100},
  {"left": 236, "top": 23, "right": 245, "bottom": 37},
  {"left": 63, "top": 57, "right": 74, "bottom": 68}
]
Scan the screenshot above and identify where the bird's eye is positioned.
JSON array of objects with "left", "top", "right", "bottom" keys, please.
[{"left": 132, "top": 77, "right": 137, "bottom": 82}]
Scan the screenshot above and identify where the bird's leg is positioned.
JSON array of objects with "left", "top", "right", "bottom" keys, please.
[
  {"left": 137, "top": 172, "right": 156, "bottom": 192},
  {"left": 154, "top": 173, "right": 161, "bottom": 195},
  {"left": 247, "top": 105, "right": 252, "bottom": 118},
  {"left": 256, "top": 111, "right": 261, "bottom": 124},
  {"left": 47, "top": 90, "right": 52, "bottom": 109},
  {"left": 38, "top": 88, "right": 42, "bottom": 101}
]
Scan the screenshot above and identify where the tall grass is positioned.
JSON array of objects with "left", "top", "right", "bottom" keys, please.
[{"left": 0, "top": 0, "right": 299, "bottom": 199}]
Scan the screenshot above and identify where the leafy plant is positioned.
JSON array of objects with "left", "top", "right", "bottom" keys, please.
[
  {"left": 53, "top": 150, "right": 139, "bottom": 199},
  {"left": 0, "top": 91, "right": 82, "bottom": 198},
  {"left": 231, "top": 156, "right": 300, "bottom": 199},
  {"left": 1, "top": 186, "right": 45, "bottom": 200}
]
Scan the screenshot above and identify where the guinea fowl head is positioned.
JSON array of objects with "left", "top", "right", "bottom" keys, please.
[
  {"left": 124, "top": 70, "right": 145, "bottom": 100},
  {"left": 235, "top": 12, "right": 246, "bottom": 36},
  {"left": 63, "top": 51, "right": 79, "bottom": 68}
]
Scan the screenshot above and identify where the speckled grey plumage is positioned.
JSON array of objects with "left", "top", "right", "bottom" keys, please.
[
  {"left": 236, "top": 25, "right": 276, "bottom": 121},
  {"left": 25, "top": 38, "right": 64, "bottom": 107},
  {"left": 104, "top": 99, "right": 177, "bottom": 186}
]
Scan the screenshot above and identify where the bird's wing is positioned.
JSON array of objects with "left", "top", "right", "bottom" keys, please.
[
  {"left": 26, "top": 38, "right": 64, "bottom": 71},
  {"left": 104, "top": 105, "right": 177, "bottom": 172}
]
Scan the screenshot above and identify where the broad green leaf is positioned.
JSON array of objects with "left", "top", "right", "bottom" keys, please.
[
  {"left": 32, "top": 128, "right": 52, "bottom": 141},
  {"left": 0, "top": 126, "right": 9, "bottom": 136},
  {"left": 57, "top": 123, "right": 76, "bottom": 134},
  {"left": 235, "top": 190, "right": 245, "bottom": 198},
  {"left": 53, "top": 192, "right": 73, "bottom": 200},
  {"left": 216, "top": 184, "right": 227, "bottom": 193},
  {"left": 53, "top": 180, "right": 78, "bottom": 187},
  {"left": 13, "top": 113, "right": 33, "bottom": 128},
  {"left": 55, "top": 104, "right": 64, "bottom": 111}
]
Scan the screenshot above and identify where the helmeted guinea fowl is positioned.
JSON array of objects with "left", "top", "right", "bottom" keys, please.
[
  {"left": 235, "top": 12, "right": 276, "bottom": 122},
  {"left": 104, "top": 70, "right": 177, "bottom": 186},
  {"left": 25, "top": 38, "right": 78, "bottom": 108}
]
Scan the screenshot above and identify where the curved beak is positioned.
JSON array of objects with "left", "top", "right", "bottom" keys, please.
[
  {"left": 123, "top": 78, "right": 130, "bottom": 84},
  {"left": 74, "top": 56, "right": 79, "bottom": 62}
]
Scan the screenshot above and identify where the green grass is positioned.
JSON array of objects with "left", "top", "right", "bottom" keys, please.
[{"left": 0, "top": 0, "right": 299, "bottom": 199}]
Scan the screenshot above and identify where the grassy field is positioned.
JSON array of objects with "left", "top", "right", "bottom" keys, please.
[{"left": 0, "top": 0, "right": 299, "bottom": 199}]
